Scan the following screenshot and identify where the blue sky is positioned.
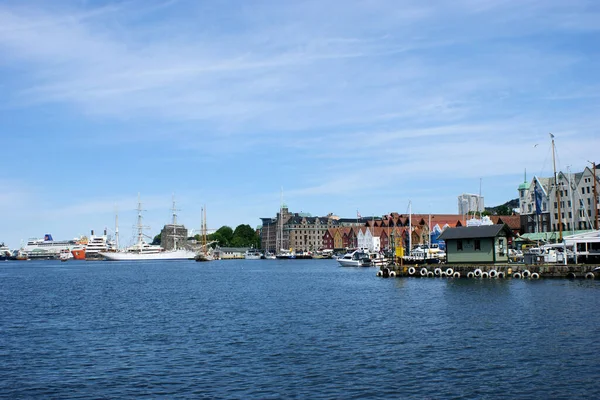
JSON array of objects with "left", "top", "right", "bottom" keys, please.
[{"left": 1, "top": 0, "right": 599, "bottom": 249}]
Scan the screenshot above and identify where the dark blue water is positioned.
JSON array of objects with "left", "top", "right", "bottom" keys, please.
[{"left": 1, "top": 260, "right": 599, "bottom": 399}]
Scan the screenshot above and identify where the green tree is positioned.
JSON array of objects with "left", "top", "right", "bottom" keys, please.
[
  {"left": 151, "top": 234, "right": 161, "bottom": 245},
  {"left": 231, "top": 224, "right": 259, "bottom": 247},
  {"left": 496, "top": 205, "right": 512, "bottom": 215},
  {"left": 208, "top": 226, "right": 234, "bottom": 247}
]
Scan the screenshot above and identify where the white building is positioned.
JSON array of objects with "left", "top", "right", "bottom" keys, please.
[
  {"left": 458, "top": 193, "right": 484, "bottom": 215},
  {"left": 518, "top": 165, "right": 600, "bottom": 234},
  {"left": 357, "top": 228, "right": 380, "bottom": 251}
]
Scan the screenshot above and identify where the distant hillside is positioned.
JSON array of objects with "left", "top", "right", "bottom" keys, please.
[{"left": 485, "top": 198, "right": 519, "bottom": 216}]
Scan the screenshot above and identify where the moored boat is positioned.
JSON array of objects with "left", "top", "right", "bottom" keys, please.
[
  {"left": 0, "top": 243, "right": 11, "bottom": 261},
  {"left": 21, "top": 234, "right": 81, "bottom": 259},
  {"left": 244, "top": 248, "right": 262, "bottom": 260},
  {"left": 337, "top": 249, "right": 370, "bottom": 267},
  {"left": 100, "top": 195, "right": 196, "bottom": 261},
  {"left": 71, "top": 246, "right": 86, "bottom": 260}
]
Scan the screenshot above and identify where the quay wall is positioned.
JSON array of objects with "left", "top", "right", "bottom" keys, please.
[{"left": 378, "top": 262, "right": 599, "bottom": 279}]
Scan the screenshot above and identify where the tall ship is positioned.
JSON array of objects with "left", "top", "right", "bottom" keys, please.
[
  {"left": 21, "top": 234, "right": 81, "bottom": 259},
  {"left": 100, "top": 195, "right": 197, "bottom": 261}
]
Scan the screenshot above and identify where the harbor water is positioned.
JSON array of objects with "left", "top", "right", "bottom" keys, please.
[{"left": 1, "top": 259, "right": 599, "bottom": 399}]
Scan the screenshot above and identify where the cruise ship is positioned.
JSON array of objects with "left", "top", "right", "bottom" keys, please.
[{"left": 21, "top": 234, "right": 81, "bottom": 259}]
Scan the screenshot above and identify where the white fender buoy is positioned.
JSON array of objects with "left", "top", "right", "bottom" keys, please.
[
  {"left": 474, "top": 268, "right": 482, "bottom": 277},
  {"left": 427, "top": 271, "right": 434, "bottom": 277},
  {"left": 467, "top": 271, "right": 474, "bottom": 279},
  {"left": 376, "top": 270, "right": 383, "bottom": 277},
  {"left": 445, "top": 268, "right": 454, "bottom": 276},
  {"left": 434, "top": 268, "right": 442, "bottom": 276},
  {"left": 567, "top": 272, "right": 576, "bottom": 280},
  {"left": 440, "top": 271, "right": 447, "bottom": 277},
  {"left": 585, "top": 272, "right": 595, "bottom": 280},
  {"left": 389, "top": 271, "right": 396, "bottom": 278},
  {"left": 497, "top": 271, "right": 506, "bottom": 279},
  {"left": 522, "top": 270, "right": 531, "bottom": 279},
  {"left": 489, "top": 269, "right": 498, "bottom": 278},
  {"left": 420, "top": 268, "right": 428, "bottom": 277},
  {"left": 481, "top": 271, "right": 489, "bottom": 279},
  {"left": 453, "top": 271, "right": 461, "bottom": 278},
  {"left": 531, "top": 272, "right": 540, "bottom": 279},
  {"left": 409, "top": 267, "right": 416, "bottom": 275},
  {"left": 513, "top": 272, "right": 522, "bottom": 279}
]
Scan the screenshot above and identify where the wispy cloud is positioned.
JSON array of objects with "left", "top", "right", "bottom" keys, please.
[{"left": 0, "top": 0, "right": 598, "bottom": 247}]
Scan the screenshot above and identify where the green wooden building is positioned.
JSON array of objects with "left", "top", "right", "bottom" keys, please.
[{"left": 438, "top": 224, "right": 513, "bottom": 264}]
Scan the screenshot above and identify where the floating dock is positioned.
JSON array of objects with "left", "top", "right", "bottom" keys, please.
[{"left": 377, "top": 263, "right": 599, "bottom": 279}]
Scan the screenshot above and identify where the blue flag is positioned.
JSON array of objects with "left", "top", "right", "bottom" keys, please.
[{"left": 534, "top": 181, "right": 543, "bottom": 215}]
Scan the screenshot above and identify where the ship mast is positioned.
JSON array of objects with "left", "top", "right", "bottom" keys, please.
[
  {"left": 201, "top": 205, "right": 207, "bottom": 255},
  {"left": 135, "top": 193, "right": 150, "bottom": 246},
  {"left": 115, "top": 205, "right": 119, "bottom": 250},
  {"left": 408, "top": 200, "right": 412, "bottom": 253},
  {"left": 171, "top": 194, "right": 180, "bottom": 250},
  {"left": 551, "top": 133, "right": 563, "bottom": 242}
]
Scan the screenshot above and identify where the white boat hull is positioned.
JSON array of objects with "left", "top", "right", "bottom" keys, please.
[
  {"left": 100, "top": 249, "right": 196, "bottom": 261},
  {"left": 337, "top": 259, "right": 361, "bottom": 267}
]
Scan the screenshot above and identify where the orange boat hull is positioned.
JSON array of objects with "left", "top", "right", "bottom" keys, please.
[{"left": 71, "top": 248, "right": 86, "bottom": 260}]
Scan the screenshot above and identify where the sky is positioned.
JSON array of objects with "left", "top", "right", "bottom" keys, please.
[{"left": 1, "top": 0, "right": 599, "bottom": 249}]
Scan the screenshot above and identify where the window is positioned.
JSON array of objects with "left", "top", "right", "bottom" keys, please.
[
  {"left": 543, "top": 203, "right": 547, "bottom": 211},
  {"left": 457, "top": 240, "right": 463, "bottom": 251},
  {"left": 569, "top": 212, "right": 572, "bottom": 218},
  {"left": 554, "top": 202, "right": 558, "bottom": 208},
  {"left": 568, "top": 200, "right": 571, "bottom": 207},
  {"left": 587, "top": 187, "right": 591, "bottom": 194},
  {"left": 582, "top": 188, "right": 585, "bottom": 195},
  {"left": 474, "top": 239, "right": 481, "bottom": 251}
]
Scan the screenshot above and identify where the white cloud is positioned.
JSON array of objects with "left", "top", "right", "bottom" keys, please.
[{"left": 0, "top": 0, "right": 598, "bottom": 246}]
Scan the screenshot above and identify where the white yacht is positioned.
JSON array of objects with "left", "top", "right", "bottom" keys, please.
[
  {"left": 85, "top": 229, "right": 117, "bottom": 260},
  {"left": 244, "top": 248, "right": 262, "bottom": 260},
  {"left": 337, "top": 249, "right": 370, "bottom": 267}
]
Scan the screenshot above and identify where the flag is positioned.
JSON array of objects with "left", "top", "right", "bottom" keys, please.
[
  {"left": 357, "top": 210, "right": 361, "bottom": 219},
  {"left": 534, "top": 180, "right": 543, "bottom": 215}
]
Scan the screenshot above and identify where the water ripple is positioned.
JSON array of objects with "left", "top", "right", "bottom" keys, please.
[{"left": 1, "top": 260, "right": 599, "bottom": 398}]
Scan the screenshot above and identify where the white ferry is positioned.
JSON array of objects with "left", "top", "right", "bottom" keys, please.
[{"left": 21, "top": 234, "right": 80, "bottom": 259}]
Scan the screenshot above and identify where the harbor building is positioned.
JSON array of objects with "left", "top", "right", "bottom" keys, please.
[
  {"left": 518, "top": 164, "right": 599, "bottom": 236},
  {"left": 458, "top": 193, "right": 484, "bottom": 216},
  {"left": 438, "top": 224, "right": 512, "bottom": 264},
  {"left": 261, "top": 209, "right": 467, "bottom": 253}
]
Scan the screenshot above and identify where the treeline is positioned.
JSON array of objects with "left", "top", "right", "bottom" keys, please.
[
  {"left": 197, "top": 224, "right": 259, "bottom": 248},
  {"left": 151, "top": 224, "right": 260, "bottom": 248}
]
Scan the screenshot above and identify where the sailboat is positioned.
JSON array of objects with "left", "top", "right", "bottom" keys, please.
[
  {"left": 263, "top": 222, "right": 276, "bottom": 259},
  {"left": 100, "top": 195, "right": 196, "bottom": 261},
  {"left": 195, "top": 205, "right": 215, "bottom": 262}
]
